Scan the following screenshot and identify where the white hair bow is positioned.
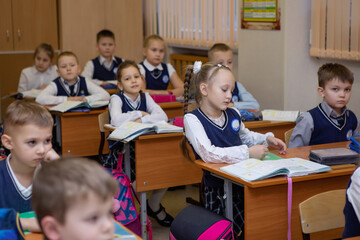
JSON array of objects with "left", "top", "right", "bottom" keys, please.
[{"left": 193, "top": 61, "right": 202, "bottom": 74}]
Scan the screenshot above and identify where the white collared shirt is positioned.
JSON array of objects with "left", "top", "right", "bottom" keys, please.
[
  {"left": 109, "top": 92, "right": 168, "bottom": 126},
  {"left": 18, "top": 65, "right": 58, "bottom": 92},
  {"left": 184, "top": 107, "right": 273, "bottom": 164},
  {"left": 138, "top": 59, "right": 176, "bottom": 78},
  {"left": 35, "top": 76, "right": 110, "bottom": 105},
  {"left": 82, "top": 55, "right": 123, "bottom": 85}
]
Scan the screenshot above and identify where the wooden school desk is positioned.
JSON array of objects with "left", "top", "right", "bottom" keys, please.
[
  {"left": 51, "top": 108, "right": 109, "bottom": 156},
  {"left": 195, "top": 141, "right": 356, "bottom": 240}
]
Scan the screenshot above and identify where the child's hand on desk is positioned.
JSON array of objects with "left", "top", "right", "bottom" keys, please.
[
  {"left": 266, "top": 136, "right": 287, "bottom": 154},
  {"left": 68, "top": 96, "right": 87, "bottom": 102},
  {"left": 249, "top": 145, "right": 268, "bottom": 159},
  {"left": 20, "top": 218, "right": 41, "bottom": 232},
  {"left": 44, "top": 148, "right": 60, "bottom": 162}
]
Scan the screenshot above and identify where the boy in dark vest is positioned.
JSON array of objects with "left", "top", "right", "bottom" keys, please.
[
  {"left": 289, "top": 63, "right": 359, "bottom": 147},
  {"left": 0, "top": 101, "right": 59, "bottom": 232},
  {"left": 36, "top": 51, "right": 110, "bottom": 105},
  {"left": 82, "top": 29, "right": 124, "bottom": 89}
]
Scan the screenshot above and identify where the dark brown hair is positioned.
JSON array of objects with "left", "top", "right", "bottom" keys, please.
[
  {"left": 116, "top": 60, "right": 141, "bottom": 82},
  {"left": 96, "top": 29, "right": 115, "bottom": 42},
  {"left": 318, "top": 63, "right": 354, "bottom": 88},
  {"left": 34, "top": 43, "right": 54, "bottom": 61}
]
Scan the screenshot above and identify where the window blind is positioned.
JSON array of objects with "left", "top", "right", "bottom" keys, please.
[{"left": 144, "top": 0, "right": 238, "bottom": 49}]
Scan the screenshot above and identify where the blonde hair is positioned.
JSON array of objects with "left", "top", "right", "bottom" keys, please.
[
  {"left": 3, "top": 100, "right": 53, "bottom": 134},
  {"left": 208, "top": 43, "right": 232, "bottom": 61},
  {"left": 143, "top": 34, "right": 165, "bottom": 48},
  {"left": 56, "top": 51, "right": 79, "bottom": 66},
  {"left": 180, "top": 63, "right": 231, "bottom": 161},
  {"left": 32, "top": 157, "right": 118, "bottom": 226}
]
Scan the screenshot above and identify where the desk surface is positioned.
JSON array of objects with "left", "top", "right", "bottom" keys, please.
[
  {"left": 195, "top": 141, "right": 355, "bottom": 188},
  {"left": 194, "top": 141, "right": 356, "bottom": 240}
]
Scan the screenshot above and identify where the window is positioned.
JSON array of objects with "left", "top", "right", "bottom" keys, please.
[
  {"left": 310, "top": 0, "right": 360, "bottom": 60},
  {"left": 144, "top": 0, "right": 239, "bottom": 49}
]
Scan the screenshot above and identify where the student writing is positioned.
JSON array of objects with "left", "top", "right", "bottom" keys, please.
[
  {"left": 208, "top": 43, "right": 260, "bottom": 110},
  {"left": 180, "top": 62, "right": 286, "bottom": 236},
  {"left": 106, "top": 60, "right": 173, "bottom": 227},
  {"left": 32, "top": 157, "right": 118, "bottom": 240},
  {"left": 0, "top": 101, "right": 59, "bottom": 232},
  {"left": 18, "top": 43, "right": 58, "bottom": 92},
  {"left": 138, "top": 35, "right": 184, "bottom": 97},
  {"left": 289, "top": 63, "right": 360, "bottom": 147},
  {"left": 36, "top": 51, "right": 110, "bottom": 105},
  {"left": 82, "top": 29, "right": 124, "bottom": 89}
]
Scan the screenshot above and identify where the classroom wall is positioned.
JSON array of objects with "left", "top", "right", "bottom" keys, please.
[{"left": 239, "top": 0, "right": 360, "bottom": 118}]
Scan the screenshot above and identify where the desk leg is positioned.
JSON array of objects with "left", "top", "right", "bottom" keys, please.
[
  {"left": 140, "top": 191, "right": 148, "bottom": 240},
  {"left": 54, "top": 115, "right": 62, "bottom": 151},
  {"left": 224, "top": 179, "right": 233, "bottom": 221},
  {"left": 124, "top": 143, "right": 131, "bottom": 179}
]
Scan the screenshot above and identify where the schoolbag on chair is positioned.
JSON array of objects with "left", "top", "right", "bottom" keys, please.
[{"left": 170, "top": 205, "right": 234, "bottom": 240}]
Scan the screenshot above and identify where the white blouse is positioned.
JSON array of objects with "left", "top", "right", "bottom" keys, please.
[
  {"left": 109, "top": 92, "right": 168, "bottom": 126},
  {"left": 184, "top": 107, "right": 274, "bottom": 164},
  {"left": 18, "top": 65, "right": 58, "bottom": 92}
]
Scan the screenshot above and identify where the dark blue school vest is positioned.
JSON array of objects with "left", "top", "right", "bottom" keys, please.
[
  {"left": 308, "top": 104, "right": 357, "bottom": 145},
  {"left": 0, "top": 159, "right": 32, "bottom": 213},
  {"left": 231, "top": 83, "right": 240, "bottom": 102},
  {"left": 53, "top": 76, "right": 89, "bottom": 97},
  {"left": 140, "top": 62, "right": 170, "bottom": 90},
  {"left": 92, "top": 57, "right": 123, "bottom": 81},
  {"left": 108, "top": 92, "right": 147, "bottom": 148},
  {"left": 189, "top": 108, "right": 243, "bottom": 187},
  {"left": 342, "top": 176, "right": 360, "bottom": 238}
]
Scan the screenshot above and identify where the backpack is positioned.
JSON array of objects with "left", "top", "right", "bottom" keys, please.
[
  {"left": 105, "top": 152, "right": 152, "bottom": 240},
  {"left": 0, "top": 208, "right": 25, "bottom": 240},
  {"left": 170, "top": 205, "right": 234, "bottom": 240}
]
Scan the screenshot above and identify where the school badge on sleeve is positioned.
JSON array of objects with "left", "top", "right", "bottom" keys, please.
[{"left": 162, "top": 75, "right": 169, "bottom": 84}]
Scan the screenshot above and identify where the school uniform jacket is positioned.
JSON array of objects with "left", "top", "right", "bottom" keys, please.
[
  {"left": 140, "top": 62, "right": 170, "bottom": 90},
  {"left": 92, "top": 56, "right": 123, "bottom": 81}
]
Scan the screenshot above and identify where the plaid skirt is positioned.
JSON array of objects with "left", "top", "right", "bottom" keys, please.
[
  {"left": 103, "top": 141, "right": 136, "bottom": 182},
  {"left": 203, "top": 184, "right": 244, "bottom": 237}
]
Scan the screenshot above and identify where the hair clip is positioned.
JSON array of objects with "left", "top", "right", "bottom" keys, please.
[
  {"left": 217, "top": 64, "right": 223, "bottom": 68},
  {"left": 193, "top": 61, "right": 202, "bottom": 74}
]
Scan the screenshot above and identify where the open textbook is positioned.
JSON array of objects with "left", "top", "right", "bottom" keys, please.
[
  {"left": 108, "top": 121, "right": 183, "bottom": 142},
  {"left": 220, "top": 158, "right": 331, "bottom": 182},
  {"left": 49, "top": 100, "right": 109, "bottom": 112},
  {"left": 262, "top": 109, "right": 300, "bottom": 122}
]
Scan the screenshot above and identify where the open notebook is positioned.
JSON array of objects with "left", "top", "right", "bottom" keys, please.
[
  {"left": 220, "top": 158, "right": 331, "bottom": 182},
  {"left": 108, "top": 121, "right": 183, "bottom": 142},
  {"left": 49, "top": 100, "right": 108, "bottom": 113}
]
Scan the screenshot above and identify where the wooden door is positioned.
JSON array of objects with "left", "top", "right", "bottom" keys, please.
[
  {"left": 59, "top": 0, "right": 105, "bottom": 67},
  {"left": 105, "top": 0, "right": 144, "bottom": 63},
  {"left": 0, "top": 0, "right": 14, "bottom": 51},
  {"left": 12, "top": 0, "right": 58, "bottom": 51}
]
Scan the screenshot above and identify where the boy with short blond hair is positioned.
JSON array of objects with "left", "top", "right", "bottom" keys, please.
[
  {"left": 0, "top": 100, "right": 59, "bottom": 231},
  {"left": 82, "top": 29, "right": 124, "bottom": 89},
  {"left": 289, "top": 63, "right": 360, "bottom": 147},
  {"left": 32, "top": 157, "right": 118, "bottom": 240},
  {"left": 208, "top": 43, "right": 260, "bottom": 110},
  {"left": 36, "top": 51, "right": 110, "bottom": 105}
]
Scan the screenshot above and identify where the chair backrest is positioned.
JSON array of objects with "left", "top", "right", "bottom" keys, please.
[
  {"left": 299, "top": 189, "right": 346, "bottom": 238},
  {"left": 98, "top": 111, "right": 109, "bottom": 133},
  {"left": 284, "top": 128, "right": 294, "bottom": 147},
  {"left": 170, "top": 54, "right": 209, "bottom": 81}
]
